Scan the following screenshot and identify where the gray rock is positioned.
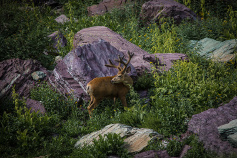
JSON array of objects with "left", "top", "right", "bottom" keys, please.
[
  {"left": 0, "top": 59, "right": 49, "bottom": 100},
  {"left": 139, "top": 0, "right": 199, "bottom": 26},
  {"left": 73, "top": 26, "right": 188, "bottom": 74},
  {"left": 190, "top": 38, "right": 237, "bottom": 62},
  {"left": 228, "top": 133, "right": 237, "bottom": 148},
  {"left": 48, "top": 31, "right": 67, "bottom": 51},
  {"left": 55, "top": 14, "right": 69, "bottom": 24},
  {"left": 179, "top": 145, "right": 191, "bottom": 158},
  {"left": 75, "top": 123, "right": 163, "bottom": 153},
  {"left": 134, "top": 150, "right": 173, "bottom": 158},
  {"left": 188, "top": 96, "right": 237, "bottom": 155},
  {"left": 26, "top": 98, "right": 46, "bottom": 114},
  {"left": 31, "top": 71, "right": 46, "bottom": 81},
  {"left": 218, "top": 119, "right": 237, "bottom": 140},
  {"left": 87, "top": 0, "right": 133, "bottom": 16},
  {"left": 55, "top": 56, "right": 63, "bottom": 64}
]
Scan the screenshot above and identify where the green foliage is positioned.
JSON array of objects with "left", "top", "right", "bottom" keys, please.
[
  {"left": 134, "top": 72, "right": 155, "bottom": 90},
  {"left": 176, "top": 16, "right": 223, "bottom": 41},
  {"left": 222, "top": 6, "right": 237, "bottom": 40},
  {"left": 0, "top": 87, "right": 54, "bottom": 156},
  {"left": 0, "top": 2, "right": 55, "bottom": 69},
  {"left": 30, "top": 83, "right": 76, "bottom": 118},
  {"left": 148, "top": 60, "right": 237, "bottom": 136},
  {"left": 71, "top": 133, "right": 130, "bottom": 158}
]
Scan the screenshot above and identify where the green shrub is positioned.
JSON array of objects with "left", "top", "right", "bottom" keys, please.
[
  {"left": 0, "top": 87, "right": 54, "bottom": 156},
  {"left": 30, "top": 83, "right": 75, "bottom": 118},
  {"left": 147, "top": 60, "right": 237, "bottom": 135},
  {"left": 71, "top": 133, "right": 130, "bottom": 158},
  {"left": 0, "top": 2, "right": 55, "bottom": 69}
]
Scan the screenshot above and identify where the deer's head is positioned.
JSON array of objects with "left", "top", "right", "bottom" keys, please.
[{"left": 105, "top": 51, "right": 134, "bottom": 86}]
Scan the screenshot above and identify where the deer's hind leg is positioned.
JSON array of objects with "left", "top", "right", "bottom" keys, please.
[{"left": 87, "top": 96, "right": 102, "bottom": 118}]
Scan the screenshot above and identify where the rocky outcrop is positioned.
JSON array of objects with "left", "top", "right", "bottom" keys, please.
[
  {"left": 0, "top": 58, "right": 50, "bottom": 100},
  {"left": 73, "top": 26, "right": 188, "bottom": 74},
  {"left": 49, "top": 39, "right": 137, "bottom": 102},
  {"left": 87, "top": 0, "right": 133, "bottom": 16},
  {"left": 139, "top": 0, "right": 199, "bottom": 26},
  {"left": 190, "top": 38, "right": 237, "bottom": 62},
  {"left": 75, "top": 123, "right": 163, "bottom": 153},
  {"left": 188, "top": 96, "right": 237, "bottom": 154}
]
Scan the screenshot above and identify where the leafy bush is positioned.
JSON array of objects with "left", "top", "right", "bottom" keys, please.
[
  {"left": 144, "top": 59, "right": 237, "bottom": 136},
  {"left": 30, "top": 83, "right": 76, "bottom": 118},
  {"left": 0, "top": 2, "right": 55, "bottom": 69},
  {"left": 71, "top": 133, "right": 130, "bottom": 158},
  {"left": 0, "top": 87, "right": 55, "bottom": 156}
]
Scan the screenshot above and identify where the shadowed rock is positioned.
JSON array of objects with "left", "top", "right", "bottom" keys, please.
[
  {"left": 26, "top": 98, "right": 46, "bottom": 114},
  {"left": 87, "top": 0, "right": 133, "bottom": 16},
  {"left": 48, "top": 31, "right": 67, "bottom": 51},
  {"left": 188, "top": 96, "right": 237, "bottom": 155},
  {"left": 75, "top": 123, "right": 163, "bottom": 153},
  {"left": 0, "top": 58, "right": 49, "bottom": 100},
  {"left": 139, "top": 0, "right": 199, "bottom": 26}
]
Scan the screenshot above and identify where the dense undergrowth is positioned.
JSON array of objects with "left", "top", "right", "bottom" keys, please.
[{"left": 1, "top": 0, "right": 237, "bottom": 157}]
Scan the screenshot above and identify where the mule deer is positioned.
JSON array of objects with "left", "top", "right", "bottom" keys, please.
[{"left": 86, "top": 51, "right": 134, "bottom": 117}]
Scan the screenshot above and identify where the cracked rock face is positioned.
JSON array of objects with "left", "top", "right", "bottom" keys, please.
[
  {"left": 75, "top": 123, "right": 163, "bottom": 153},
  {"left": 188, "top": 96, "right": 237, "bottom": 155},
  {"left": 0, "top": 58, "right": 49, "bottom": 100}
]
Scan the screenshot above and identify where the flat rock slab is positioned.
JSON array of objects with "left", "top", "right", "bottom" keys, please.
[
  {"left": 188, "top": 96, "right": 237, "bottom": 154},
  {"left": 73, "top": 26, "right": 188, "bottom": 74},
  {"left": 190, "top": 38, "right": 237, "bottom": 62},
  {"left": 75, "top": 123, "right": 163, "bottom": 153},
  {"left": 140, "top": 0, "right": 199, "bottom": 25}
]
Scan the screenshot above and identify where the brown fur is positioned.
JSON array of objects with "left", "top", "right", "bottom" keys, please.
[{"left": 86, "top": 75, "right": 131, "bottom": 116}]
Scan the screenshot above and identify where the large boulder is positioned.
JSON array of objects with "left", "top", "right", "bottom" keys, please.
[
  {"left": 75, "top": 123, "right": 163, "bottom": 153},
  {"left": 49, "top": 39, "right": 137, "bottom": 102},
  {"left": 0, "top": 58, "right": 50, "bottom": 100},
  {"left": 73, "top": 26, "right": 188, "bottom": 74},
  {"left": 139, "top": 0, "right": 199, "bottom": 26},
  {"left": 188, "top": 96, "right": 237, "bottom": 155},
  {"left": 190, "top": 38, "right": 237, "bottom": 62},
  {"left": 87, "top": 0, "right": 133, "bottom": 16}
]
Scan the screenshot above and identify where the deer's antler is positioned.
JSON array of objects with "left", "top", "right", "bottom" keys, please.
[{"left": 105, "top": 51, "right": 134, "bottom": 73}]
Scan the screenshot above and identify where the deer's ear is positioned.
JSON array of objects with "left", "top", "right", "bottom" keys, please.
[{"left": 126, "top": 66, "right": 131, "bottom": 73}]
